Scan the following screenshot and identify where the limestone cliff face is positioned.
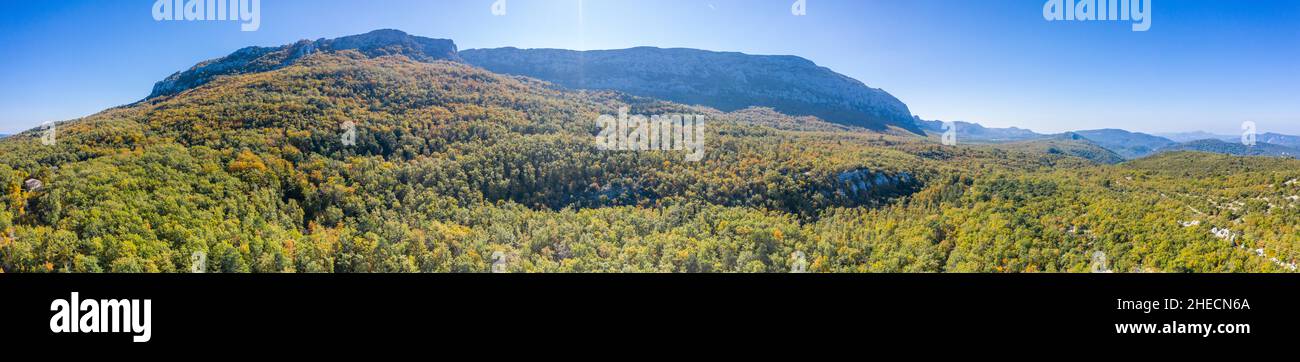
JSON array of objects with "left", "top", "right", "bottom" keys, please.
[
  {"left": 149, "top": 29, "right": 460, "bottom": 99},
  {"left": 461, "top": 47, "right": 920, "bottom": 133},
  {"left": 147, "top": 30, "right": 920, "bottom": 134},
  {"left": 835, "top": 169, "right": 918, "bottom": 197}
]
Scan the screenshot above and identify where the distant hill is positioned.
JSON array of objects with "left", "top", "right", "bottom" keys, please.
[
  {"left": 461, "top": 47, "right": 922, "bottom": 133},
  {"left": 915, "top": 118, "right": 1044, "bottom": 142},
  {"left": 1159, "top": 139, "right": 1299, "bottom": 158},
  {"left": 1124, "top": 151, "right": 1300, "bottom": 177},
  {"left": 1155, "top": 131, "right": 1236, "bottom": 143},
  {"left": 1258, "top": 133, "right": 1300, "bottom": 149},
  {"left": 915, "top": 121, "right": 1173, "bottom": 160},
  {"left": 1072, "top": 129, "right": 1177, "bottom": 159},
  {"left": 993, "top": 132, "right": 1126, "bottom": 164},
  {"left": 1152, "top": 131, "right": 1300, "bottom": 154},
  {"left": 918, "top": 120, "right": 1300, "bottom": 161}
]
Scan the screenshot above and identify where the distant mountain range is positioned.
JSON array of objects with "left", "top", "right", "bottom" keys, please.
[
  {"left": 914, "top": 118, "right": 1042, "bottom": 142},
  {"left": 1157, "top": 132, "right": 1300, "bottom": 149},
  {"left": 1162, "top": 139, "right": 1300, "bottom": 158},
  {"left": 920, "top": 119, "right": 1300, "bottom": 160},
  {"left": 1070, "top": 129, "right": 1178, "bottom": 160},
  {"left": 1155, "top": 131, "right": 1236, "bottom": 143},
  {"left": 1258, "top": 133, "right": 1300, "bottom": 149}
]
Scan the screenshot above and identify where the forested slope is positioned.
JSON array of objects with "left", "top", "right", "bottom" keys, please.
[{"left": 0, "top": 49, "right": 1294, "bottom": 273}]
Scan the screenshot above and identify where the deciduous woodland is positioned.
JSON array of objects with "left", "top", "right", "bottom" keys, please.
[{"left": 1, "top": 49, "right": 1296, "bottom": 273}]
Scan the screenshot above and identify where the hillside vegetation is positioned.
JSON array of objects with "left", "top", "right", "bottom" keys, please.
[{"left": 0, "top": 42, "right": 1295, "bottom": 273}]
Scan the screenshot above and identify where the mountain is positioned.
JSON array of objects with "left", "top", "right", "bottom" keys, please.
[
  {"left": 913, "top": 121, "right": 1174, "bottom": 160},
  {"left": 2, "top": 34, "right": 971, "bottom": 272},
  {"left": 3, "top": 30, "right": 1294, "bottom": 274},
  {"left": 915, "top": 118, "right": 1045, "bottom": 143},
  {"left": 994, "top": 132, "right": 1126, "bottom": 164},
  {"left": 1258, "top": 133, "right": 1300, "bottom": 149},
  {"left": 915, "top": 120, "right": 1300, "bottom": 161},
  {"left": 1151, "top": 131, "right": 1300, "bottom": 146},
  {"left": 1071, "top": 129, "right": 1177, "bottom": 160},
  {"left": 147, "top": 30, "right": 922, "bottom": 134},
  {"left": 149, "top": 29, "right": 460, "bottom": 98},
  {"left": 1156, "top": 131, "right": 1236, "bottom": 143},
  {"left": 460, "top": 47, "right": 922, "bottom": 134},
  {"left": 1159, "top": 139, "right": 1300, "bottom": 158}
]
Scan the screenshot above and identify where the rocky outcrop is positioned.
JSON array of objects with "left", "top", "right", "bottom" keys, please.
[
  {"left": 461, "top": 47, "right": 920, "bottom": 133},
  {"left": 148, "top": 29, "right": 460, "bottom": 98},
  {"left": 145, "top": 30, "right": 920, "bottom": 134},
  {"left": 834, "top": 169, "right": 917, "bottom": 198}
]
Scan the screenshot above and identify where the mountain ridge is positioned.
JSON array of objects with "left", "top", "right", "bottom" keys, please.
[
  {"left": 920, "top": 118, "right": 1300, "bottom": 160},
  {"left": 915, "top": 118, "right": 1043, "bottom": 142},
  {"left": 144, "top": 30, "right": 923, "bottom": 134},
  {"left": 68, "top": 28, "right": 1300, "bottom": 161},
  {"left": 148, "top": 29, "right": 461, "bottom": 99},
  {"left": 1070, "top": 129, "right": 1177, "bottom": 160},
  {"left": 460, "top": 47, "right": 922, "bottom": 133},
  {"left": 1159, "top": 139, "right": 1300, "bottom": 158}
]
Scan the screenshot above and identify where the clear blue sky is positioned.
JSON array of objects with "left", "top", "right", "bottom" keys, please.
[{"left": 1, "top": 0, "right": 1297, "bottom": 135}]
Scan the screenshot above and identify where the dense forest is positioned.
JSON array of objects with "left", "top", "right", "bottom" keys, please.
[{"left": 1, "top": 52, "right": 1296, "bottom": 273}]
